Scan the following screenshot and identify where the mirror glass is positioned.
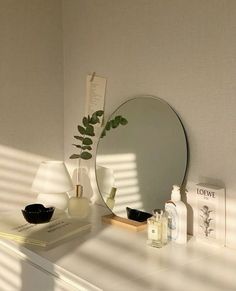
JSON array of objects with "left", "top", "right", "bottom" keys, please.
[{"left": 96, "top": 96, "right": 187, "bottom": 219}]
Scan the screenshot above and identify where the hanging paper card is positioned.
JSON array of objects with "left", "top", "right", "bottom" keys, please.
[{"left": 86, "top": 73, "right": 107, "bottom": 121}]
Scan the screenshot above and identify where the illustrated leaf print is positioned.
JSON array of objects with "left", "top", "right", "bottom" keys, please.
[{"left": 200, "top": 205, "right": 214, "bottom": 237}]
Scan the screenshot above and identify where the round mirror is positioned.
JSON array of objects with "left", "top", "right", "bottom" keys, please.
[{"left": 96, "top": 96, "right": 188, "bottom": 219}]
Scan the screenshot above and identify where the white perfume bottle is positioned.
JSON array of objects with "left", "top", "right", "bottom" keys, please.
[
  {"left": 106, "top": 187, "right": 117, "bottom": 210},
  {"left": 165, "top": 185, "right": 187, "bottom": 244},
  {"left": 147, "top": 209, "right": 168, "bottom": 248},
  {"left": 68, "top": 185, "right": 90, "bottom": 219}
]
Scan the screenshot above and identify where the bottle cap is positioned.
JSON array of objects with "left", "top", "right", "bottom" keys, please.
[
  {"left": 153, "top": 209, "right": 163, "bottom": 220},
  {"left": 171, "top": 185, "right": 181, "bottom": 201}
]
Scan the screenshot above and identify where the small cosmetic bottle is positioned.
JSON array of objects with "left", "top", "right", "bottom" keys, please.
[
  {"left": 147, "top": 209, "right": 168, "bottom": 248},
  {"left": 106, "top": 187, "right": 117, "bottom": 210}
]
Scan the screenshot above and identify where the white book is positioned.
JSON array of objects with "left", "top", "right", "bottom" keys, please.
[
  {"left": 0, "top": 209, "right": 91, "bottom": 248},
  {"left": 194, "top": 183, "right": 225, "bottom": 246}
]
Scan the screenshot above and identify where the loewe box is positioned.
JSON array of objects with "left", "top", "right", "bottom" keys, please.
[{"left": 193, "top": 183, "right": 226, "bottom": 246}]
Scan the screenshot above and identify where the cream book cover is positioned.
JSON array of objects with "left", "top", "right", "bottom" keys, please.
[
  {"left": 194, "top": 183, "right": 226, "bottom": 246},
  {"left": 0, "top": 210, "right": 91, "bottom": 247}
]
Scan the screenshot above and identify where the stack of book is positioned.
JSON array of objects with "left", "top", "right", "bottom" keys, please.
[{"left": 0, "top": 209, "right": 91, "bottom": 248}]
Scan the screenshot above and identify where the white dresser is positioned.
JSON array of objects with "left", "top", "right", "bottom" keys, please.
[{"left": 0, "top": 204, "right": 236, "bottom": 291}]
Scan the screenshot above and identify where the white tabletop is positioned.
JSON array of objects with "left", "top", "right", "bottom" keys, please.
[{"left": 1, "top": 204, "right": 236, "bottom": 291}]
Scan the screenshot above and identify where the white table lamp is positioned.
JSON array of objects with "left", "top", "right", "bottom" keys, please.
[{"left": 32, "top": 161, "right": 73, "bottom": 210}]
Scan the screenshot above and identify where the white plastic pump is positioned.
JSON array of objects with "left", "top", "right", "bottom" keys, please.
[
  {"left": 171, "top": 185, "right": 181, "bottom": 201},
  {"left": 165, "top": 184, "right": 187, "bottom": 244}
]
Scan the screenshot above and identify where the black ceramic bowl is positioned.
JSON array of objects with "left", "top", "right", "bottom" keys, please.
[
  {"left": 22, "top": 204, "right": 55, "bottom": 224},
  {"left": 126, "top": 207, "right": 152, "bottom": 222}
]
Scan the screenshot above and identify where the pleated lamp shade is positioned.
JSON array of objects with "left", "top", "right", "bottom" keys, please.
[{"left": 32, "top": 161, "right": 73, "bottom": 210}]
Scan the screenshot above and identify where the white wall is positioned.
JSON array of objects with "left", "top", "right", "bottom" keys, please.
[
  {"left": 1, "top": 0, "right": 235, "bottom": 248},
  {"left": 63, "top": 0, "right": 236, "bottom": 248},
  {"left": 0, "top": 0, "right": 64, "bottom": 209}
]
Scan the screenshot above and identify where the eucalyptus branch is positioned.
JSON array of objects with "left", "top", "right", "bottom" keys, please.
[
  {"left": 101, "top": 115, "right": 128, "bottom": 138},
  {"left": 70, "top": 110, "right": 128, "bottom": 179},
  {"left": 70, "top": 110, "right": 104, "bottom": 161}
]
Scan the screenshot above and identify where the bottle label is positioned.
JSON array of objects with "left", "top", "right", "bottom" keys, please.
[
  {"left": 165, "top": 204, "right": 178, "bottom": 240},
  {"left": 148, "top": 224, "right": 159, "bottom": 240}
]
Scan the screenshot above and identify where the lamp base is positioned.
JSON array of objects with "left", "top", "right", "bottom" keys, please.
[
  {"left": 36, "top": 192, "right": 69, "bottom": 210},
  {"left": 68, "top": 196, "right": 90, "bottom": 219}
]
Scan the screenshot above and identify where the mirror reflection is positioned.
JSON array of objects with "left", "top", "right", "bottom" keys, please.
[{"left": 96, "top": 96, "right": 187, "bottom": 219}]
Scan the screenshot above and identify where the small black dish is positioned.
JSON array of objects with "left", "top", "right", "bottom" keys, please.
[
  {"left": 126, "top": 207, "right": 152, "bottom": 222},
  {"left": 22, "top": 204, "right": 55, "bottom": 224}
]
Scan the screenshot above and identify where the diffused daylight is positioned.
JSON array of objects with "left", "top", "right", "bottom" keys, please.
[{"left": 0, "top": 0, "right": 236, "bottom": 290}]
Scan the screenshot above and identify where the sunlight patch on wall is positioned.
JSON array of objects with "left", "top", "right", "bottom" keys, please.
[
  {"left": 118, "top": 186, "right": 140, "bottom": 195},
  {"left": 114, "top": 170, "right": 138, "bottom": 179},
  {"left": 96, "top": 153, "right": 143, "bottom": 216},
  {"left": 0, "top": 145, "right": 48, "bottom": 210}
]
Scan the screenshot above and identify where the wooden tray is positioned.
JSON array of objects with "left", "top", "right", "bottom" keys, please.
[{"left": 102, "top": 214, "right": 147, "bottom": 231}]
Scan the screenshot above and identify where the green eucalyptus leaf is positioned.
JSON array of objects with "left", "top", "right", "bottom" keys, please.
[
  {"left": 83, "top": 137, "right": 93, "bottom": 145},
  {"left": 105, "top": 121, "right": 111, "bottom": 130},
  {"left": 72, "top": 144, "right": 82, "bottom": 148},
  {"left": 111, "top": 119, "right": 119, "bottom": 128},
  {"left": 120, "top": 117, "right": 128, "bottom": 125},
  {"left": 74, "top": 136, "right": 83, "bottom": 141},
  {"left": 85, "top": 124, "right": 95, "bottom": 136},
  {"left": 95, "top": 110, "right": 104, "bottom": 117},
  {"left": 78, "top": 125, "right": 85, "bottom": 135},
  {"left": 115, "top": 115, "right": 122, "bottom": 123},
  {"left": 80, "top": 151, "right": 92, "bottom": 160},
  {"left": 101, "top": 129, "right": 106, "bottom": 138},
  {"left": 69, "top": 154, "right": 80, "bottom": 159},
  {"left": 87, "top": 115, "right": 91, "bottom": 123},
  {"left": 90, "top": 113, "right": 99, "bottom": 124},
  {"left": 83, "top": 117, "right": 89, "bottom": 127},
  {"left": 82, "top": 145, "right": 92, "bottom": 150}
]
